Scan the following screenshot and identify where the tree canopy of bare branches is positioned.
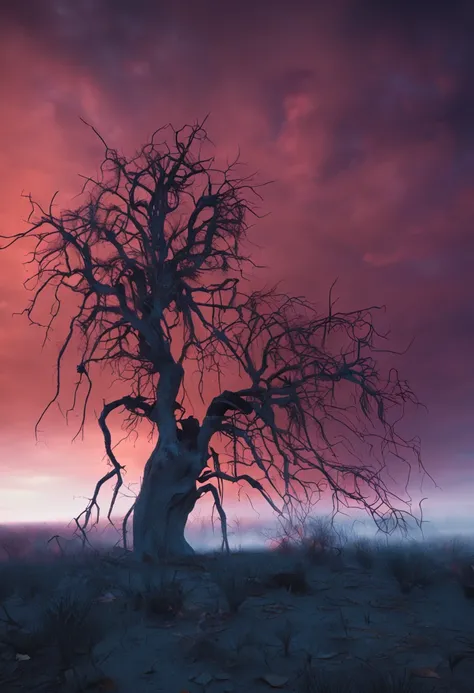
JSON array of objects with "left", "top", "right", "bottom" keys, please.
[{"left": 0, "top": 118, "right": 429, "bottom": 559}]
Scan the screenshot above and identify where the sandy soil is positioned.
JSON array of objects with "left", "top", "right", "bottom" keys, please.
[{"left": 1, "top": 536, "right": 474, "bottom": 692}]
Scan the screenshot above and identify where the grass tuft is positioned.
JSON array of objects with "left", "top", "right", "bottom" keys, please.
[
  {"left": 211, "top": 562, "right": 251, "bottom": 613},
  {"left": 143, "top": 573, "right": 186, "bottom": 618},
  {"left": 353, "top": 539, "right": 375, "bottom": 570},
  {"left": 266, "top": 564, "right": 311, "bottom": 595},
  {"left": 41, "top": 592, "right": 106, "bottom": 669},
  {"left": 386, "top": 546, "right": 436, "bottom": 594}
]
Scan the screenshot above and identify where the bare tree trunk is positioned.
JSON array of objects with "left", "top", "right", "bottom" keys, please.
[{"left": 132, "top": 440, "right": 202, "bottom": 560}]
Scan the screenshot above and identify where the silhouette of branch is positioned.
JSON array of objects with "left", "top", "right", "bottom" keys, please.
[{"left": 0, "top": 117, "right": 431, "bottom": 551}]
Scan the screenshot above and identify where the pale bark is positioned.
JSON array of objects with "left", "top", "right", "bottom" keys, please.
[{"left": 132, "top": 440, "right": 204, "bottom": 560}]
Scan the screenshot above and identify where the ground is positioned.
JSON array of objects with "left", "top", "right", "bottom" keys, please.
[{"left": 1, "top": 529, "right": 474, "bottom": 692}]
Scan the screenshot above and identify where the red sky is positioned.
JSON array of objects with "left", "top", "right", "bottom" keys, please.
[{"left": 1, "top": 0, "right": 474, "bottom": 526}]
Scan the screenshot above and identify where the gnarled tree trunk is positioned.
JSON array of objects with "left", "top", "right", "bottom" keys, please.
[{"left": 132, "top": 439, "right": 204, "bottom": 560}]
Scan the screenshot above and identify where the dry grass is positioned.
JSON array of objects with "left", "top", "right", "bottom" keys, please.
[
  {"left": 142, "top": 573, "right": 187, "bottom": 618},
  {"left": 1, "top": 524, "right": 474, "bottom": 692},
  {"left": 299, "top": 665, "right": 431, "bottom": 693},
  {"left": 210, "top": 556, "right": 254, "bottom": 613},
  {"left": 265, "top": 564, "right": 311, "bottom": 594},
  {"left": 385, "top": 545, "right": 438, "bottom": 594},
  {"left": 353, "top": 538, "right": 375, "bottom": 570}
]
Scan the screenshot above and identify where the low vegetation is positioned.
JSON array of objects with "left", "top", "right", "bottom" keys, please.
[{"left": 1, "top": 522, "right": 474, "bottom": 692}]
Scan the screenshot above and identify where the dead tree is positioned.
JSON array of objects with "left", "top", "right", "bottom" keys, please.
[{"left": 0, "top": 118, "right": 429, "bottom": 559}]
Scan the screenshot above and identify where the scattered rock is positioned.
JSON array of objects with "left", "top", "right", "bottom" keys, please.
[
  {"left": 314, "top": 651, "right": 341, "bottom": 660},
  {"left": 191, "top": 671, "right": 214, "bottom": 686},
  {"left": 410, "top": 667, "right": 441, "bottom": 679},
  {"left": 15, "top": 652, "right": 31, "bottom": 661},
  {"left": 259, "top": 673, "right": 290, "bottom": 688}
]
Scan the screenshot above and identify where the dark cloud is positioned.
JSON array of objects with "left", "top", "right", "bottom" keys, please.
[
  {"left": 345, "top": 0, "right": 474, "bottom": 38},
  {"left": 344, "top": 0, "right": 474, "bottom": 149}
]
